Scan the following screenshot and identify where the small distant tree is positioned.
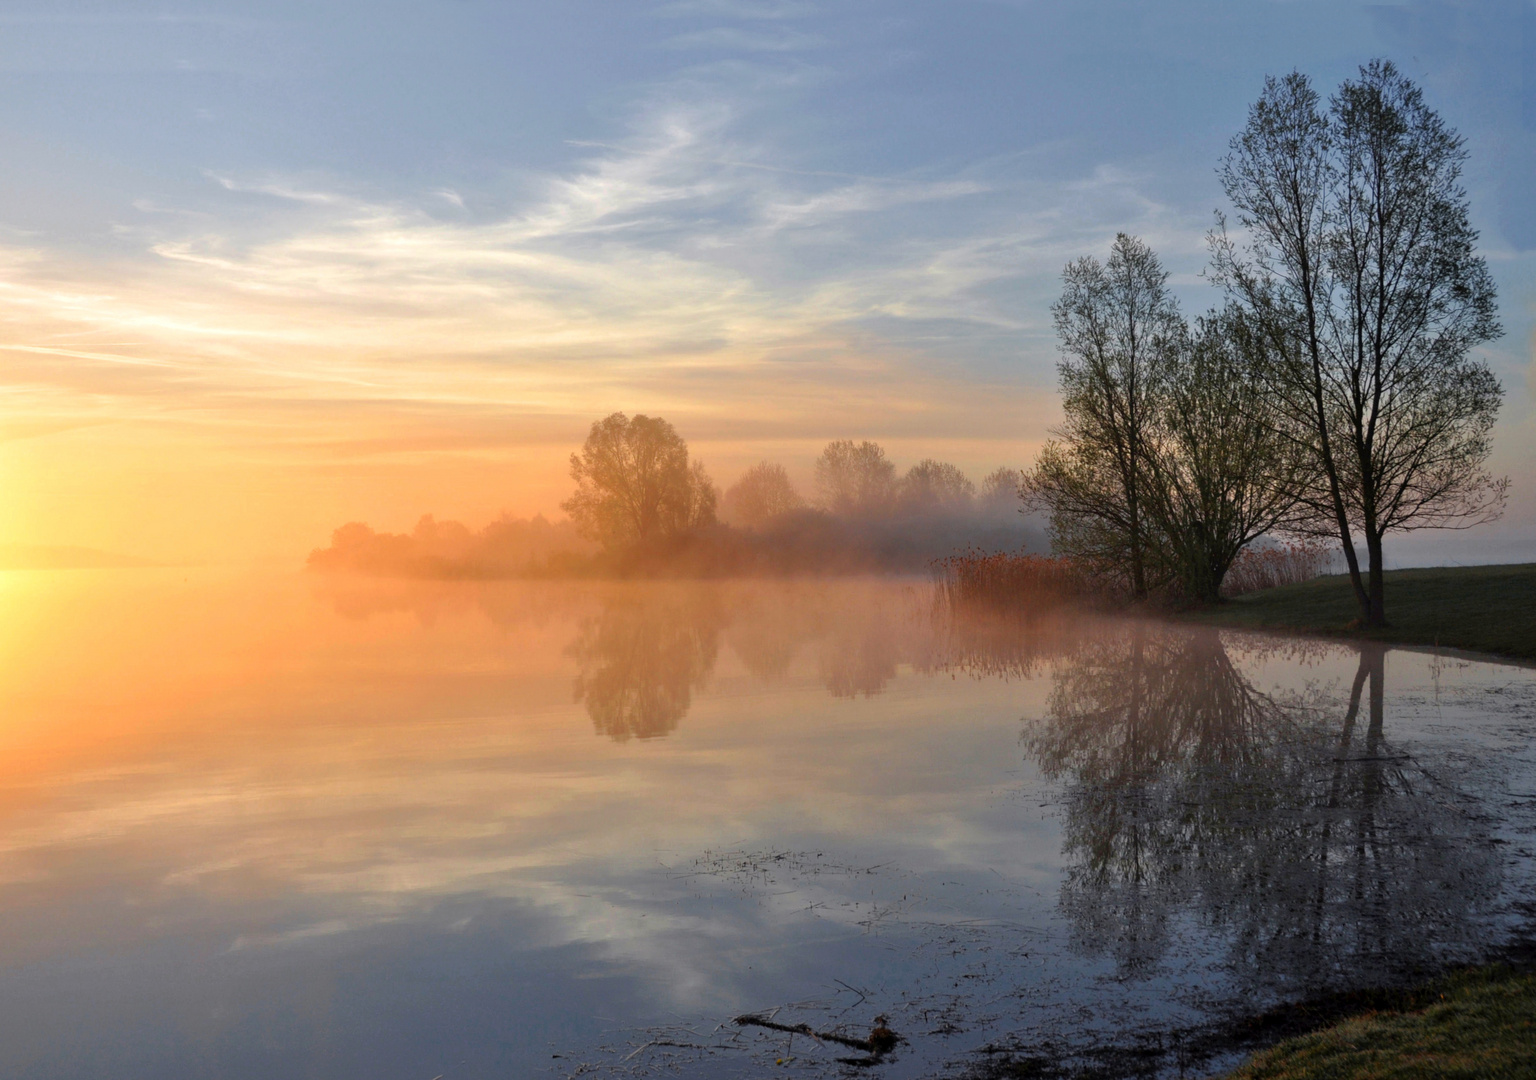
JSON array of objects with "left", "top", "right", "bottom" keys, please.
[
  {"left": 723, "top": 462, "right": 804, "bottom": 530},
  {"left": 1214, "top": 61, "right": 1505, "bottom": 625},
  {"left": 900, "top": 459, "right": 976, "bottom": 513},
  {"left": 815, "top": 440, "right": 896, "bottom": 517},
  {"left": 1142, "top": 309, "right": 1316, "bottom": 603},
  {"left": 561, "top": 412, "right": 717, "bottom": 550},
  {"left": 979, "top": 467, "right": 1023, "bottom": 515},
  {"left": 1026, "top": 234, "right": 1185, "bottom": 599}
]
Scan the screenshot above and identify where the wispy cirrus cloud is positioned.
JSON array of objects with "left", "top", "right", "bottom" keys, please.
[
  {"left": 664, "top": 26, "right": 828, "bottom": 51},
  {"left": 0, "top": 60, "right": 1203, "bottom": 454}
]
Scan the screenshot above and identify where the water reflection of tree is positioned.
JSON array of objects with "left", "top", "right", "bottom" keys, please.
[
  {"left": 730, "top": 583, "right": 925, "bottom": 700},
  {"left": 727, "top": 583, "right": 1077, "bottom": 700},
  {"left": 724, "top": 587, "right": 817, "bottom": 683},
  {"left": 1029, "top": 626, "right": 1500, "bottom": 992},
  {"left": 820, "top": 614, "right": 902, "bottom": 698},
  {"left": 566, "top": 593, "right": 721, "bottom": 741}
]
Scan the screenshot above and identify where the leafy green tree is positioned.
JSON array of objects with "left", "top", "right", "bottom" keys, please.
[{"left": 561, "top": 412, "right": 717, "bottom": 550}]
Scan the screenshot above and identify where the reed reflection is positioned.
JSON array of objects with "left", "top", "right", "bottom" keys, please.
[
  {"left": 1028, "top": 626, "right": 1500, "bottom": 991},
  {"left": 567, "top": 591, "right": 722, "bottom": 741},
  {"left": 819, "top": 610, "right": 902, "bottom": 699}
]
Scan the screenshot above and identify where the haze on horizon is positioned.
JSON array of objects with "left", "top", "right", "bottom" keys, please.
[{"left": 1, "top": 0, "right": 1532, "bottom": 566}]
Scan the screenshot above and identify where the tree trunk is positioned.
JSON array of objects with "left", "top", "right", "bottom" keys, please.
[
  {"left": 1304, "top": 314, "right": 1370, "bottom": 623},
  {"left": 1364, "top": 529, "right": 1387, "bottom": 627},
  {"left": 1127, "top": 479, "right": 1147, "bottom": 601},
  {"left": 1365, "top": 644, "right": 1384, "bottom": 741},
  {"left": 1199, "top": 552, "right": 1225, "bottom": 605}
]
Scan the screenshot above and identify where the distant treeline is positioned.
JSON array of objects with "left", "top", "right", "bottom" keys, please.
[
  {"left": 306, "top": 434, "right": 1042, "bottom": 579},
  {"left": 307, "top": 514, "right": 595, "bottom": 578}
]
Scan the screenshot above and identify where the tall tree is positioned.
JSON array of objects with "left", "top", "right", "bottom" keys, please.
[
  {"left": 1215, "top": 62, "right": 1504, "bottom": 626},
  {"left": 561, "top": 412, "right": 717, "bottom": 550},
  {"left": 1028, "top": 233, "right": 1185, "bottom": 599}
]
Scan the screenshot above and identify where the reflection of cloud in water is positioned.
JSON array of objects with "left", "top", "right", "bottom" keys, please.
[
  {"left": 3, "top": 574, "right": 1534, "bottom": 1079},
  {"left": 1030, "top": 625, "right": 1503, "bottom": 993}
]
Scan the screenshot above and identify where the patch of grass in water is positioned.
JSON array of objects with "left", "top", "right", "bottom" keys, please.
[
  {"left": 1179, "top": 563, "right": 1536, "bottom": 661},
  {"left": 1222, "top": 965, "right": 1536, "bottom": 1079}
]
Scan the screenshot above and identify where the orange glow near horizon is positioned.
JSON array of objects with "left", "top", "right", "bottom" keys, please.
[
  {"left": 0, "top": 225, "right": 1065, "bottom": 564},
  {"left": 0, "top": 153, "right": 1528, "bottom": 566},
  {"left": 0, "top": 571, "right": 1056, "bottom": 906}
]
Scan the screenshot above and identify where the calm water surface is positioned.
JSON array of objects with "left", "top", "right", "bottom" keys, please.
[{"left": 1, "top": 570, "right": 1533, "bottom": 1078}]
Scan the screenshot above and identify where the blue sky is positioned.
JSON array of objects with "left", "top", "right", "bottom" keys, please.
[{"left": 1, "top": 0, "right": 1532, "bottom": 562}]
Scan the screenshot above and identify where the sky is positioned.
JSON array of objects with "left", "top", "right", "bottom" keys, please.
[{"left": 0, "top": 0, "right": 1532, "bottom": 565}]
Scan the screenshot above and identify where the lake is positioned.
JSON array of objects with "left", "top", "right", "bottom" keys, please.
[{"left": 1, "top": 570, "right": 1533, "bottom": 1078}]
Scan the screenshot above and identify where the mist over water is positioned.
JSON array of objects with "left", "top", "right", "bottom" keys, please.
[
  {"left": 0, "top": 570, "right": 1532, "bottom": 1078},
  {"left": 306, "top": 504, "right": 1046, "bottom": 580}
]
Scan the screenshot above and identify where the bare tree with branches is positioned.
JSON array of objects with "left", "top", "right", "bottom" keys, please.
[
  {"left": 815, "top": 440, "right": 897, "bottom": 518},
  {"left": 1027, "top": 233, "right": 1185, "bottom": 600},
  {"left": 1214, "top": 61, "right": 1504, "bottom": 625},
  {"left": 722, "top": 462, "right": 804, "bottom": 530}
]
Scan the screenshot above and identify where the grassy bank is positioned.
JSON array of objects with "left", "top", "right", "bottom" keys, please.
[
  {"left": 1223, "top": 966, "right": 1536, "bottom": 1079},
  {"left": 1180, "top": 563, "right": 1536, "bottom": 661}
]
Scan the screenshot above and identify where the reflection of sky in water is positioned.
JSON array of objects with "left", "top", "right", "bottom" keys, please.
[{"left": 0, "top": 571, "right": 1533, "bottom": 1078}]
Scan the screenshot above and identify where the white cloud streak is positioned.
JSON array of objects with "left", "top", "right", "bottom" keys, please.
[{"left": 0, "top": 67, "right": 1205, "bottom": 439}]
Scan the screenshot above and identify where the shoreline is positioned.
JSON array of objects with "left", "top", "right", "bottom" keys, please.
[{"left": 1169, "top": 563, "right": 1536, "bottom": 664}]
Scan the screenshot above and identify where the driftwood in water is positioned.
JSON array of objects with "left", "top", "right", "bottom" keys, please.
[{"left": 733, "top": 1012, "right": 901, "bottom": 1059}]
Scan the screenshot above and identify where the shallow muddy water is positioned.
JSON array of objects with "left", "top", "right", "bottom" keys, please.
[{"left": 1, "top": 570, "right": 1533, "bottom": 1078}]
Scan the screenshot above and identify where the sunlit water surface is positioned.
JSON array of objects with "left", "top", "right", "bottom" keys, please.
[{"left": 1, "top": 570, "right": 1534, "bottom": 1079}]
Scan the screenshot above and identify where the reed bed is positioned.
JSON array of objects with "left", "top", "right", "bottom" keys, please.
[
  {"left": 933, "top": 549, "right": 1091, "bottom": 613},
  {"left": 1222, "top": 542, "right": 1337, "bottom": 598}
]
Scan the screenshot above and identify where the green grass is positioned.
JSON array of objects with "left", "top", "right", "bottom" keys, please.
[
  {"left": 1181, "top": 563, "right": 1536, "bottom": 661},
  {"left": 1223, "top": 966, "right": 1536, "bottom": 1080}
]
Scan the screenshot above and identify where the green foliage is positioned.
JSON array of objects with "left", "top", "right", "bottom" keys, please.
[
  {"left": 1224, "top": 967, "right": 1536, "bottom": 1080},
  {"left": 1142, "top": 309, "right": 1316, "bottom": 602}
]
